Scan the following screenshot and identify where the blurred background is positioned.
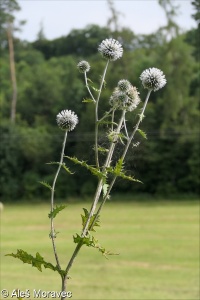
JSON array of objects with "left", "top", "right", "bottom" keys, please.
[{"left": 0, "top": 0, "right": 199, "bottom": 201}]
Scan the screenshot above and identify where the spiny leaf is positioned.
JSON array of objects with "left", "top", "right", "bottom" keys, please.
[
  {"left": 92, "top": 237, "right": 119, "bottom": 258},
  {"left": 107, "top": 158, "right": 142, "bottom": 183},
  {"left": 5, "top": 249, "right": 66, "bottom": 275},
  {"left": 91, "top": 86, "right": 100, "bottom": 93},
  {"left": 46, "top": 162, "right": 74, "bottom": 174},
  {"left": 82, "top": 98, "right": 95, "bottom": 103},
  {"left": 97, "top": 146, "right": 109, "bottom": 153},
  {"left": 73, "top": 234, "right": 93, "bottom": 247},
  {"left": 39, "top": 181, "right": 52, "bottom": 191},
  {"left": 103, "top": 183, "right": 110, "bottom": 199},
  {"left": 137, "top": 129, "right": 147, "bottom": 139},
  {"left": 87, "top": 77, "right": 93, "bottom": 84},
  {"left": 73, "top": 234, "right": 118, "bottom": 259},
  {"left": 48, "top": 205, "right": 66, "bottom": 219},
  {"left": 117, "top": 172, "right": 142, "bottom": 183},
  {"left": 81, "top": 208, "right": 100, "bottom": 232},
  {"left": 65, "top": 156, "right": 106, "bottom": 181},
  {"left": 114, "top": 157, "right": 124, "bottom": 174},
  {"left": 97, "top": 120, "right": 118, "bottom": 126}
]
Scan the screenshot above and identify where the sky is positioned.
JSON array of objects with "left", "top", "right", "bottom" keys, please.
[{"left": 15, "top": 0, "right": 196, "bottom": 42}]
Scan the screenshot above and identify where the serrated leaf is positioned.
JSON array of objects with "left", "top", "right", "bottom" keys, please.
[
  {"left": 65, "top": 156, "right": 106, "bottom": 181},
  {"left": 107, "top": 158, "right": 142, "bottom": 183},
  {"left": 103, "top": 183, "right": 110, "bottom": 199},
  {"left": 48, "top": 205, "right": 66, "bottom": 219},
  {"left": 137, "top": 129, "right": 147, "bottom": 139},
  {"left": 82, "top": 98, "right": 95, "bottom": 103},
  {"left": 5, "top": 249, "right": 66, "bottom": 275},
  {"left": 97, "top": 146, "right": 109, "bottom": 153},
  {"left": 46, "top": 162, "right": 74, "bottom": 174},
  {"left": 73, "top": 234, "right": 93, "bottom": 247},
  {"left": 97, "top": 120, "right": 118, "bottom": 126},
  {"left": 81, "top": 208, "right": 100, "bottom": 232},
  {"left": 39, "top": 181, "right": 52, "bottom": 191},
  {"left": 91, "top": 86, "right": 100, "bottom": 93}
]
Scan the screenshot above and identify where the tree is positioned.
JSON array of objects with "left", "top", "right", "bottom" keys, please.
[{"left": 0, "top": 0, "right": 22, "bottom": 123}]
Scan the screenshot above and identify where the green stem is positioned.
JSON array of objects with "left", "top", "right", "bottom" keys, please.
[
  {"left": 50, "top": 130, "right": 68, "bottom": 270},
  {"left": 84, "top": 72, "right": 96, "bottom": 103},
  {"left": 82, "top": 110, "right": 126, "bottom": 237},
  {"left": 90, "top": 90, "right": 152, "bottom": 230},
  {"left": 95, "top": 60, "right": 109, "bottom": 168}
]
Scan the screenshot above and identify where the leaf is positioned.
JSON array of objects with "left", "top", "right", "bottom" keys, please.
[
  {"left": 48, "top": 205, "right": 66, "bottom": 219},
  {"left": 82, "top": 98, "right": 95, "bottom": 103},
  {"left": 65, "top": 156, "right": 106, "bottom": 181},
  {"left": 97, "top": 146, "right": 109, "bottom": 153},
  {"left": 81, "top": 208, "right": 100, "bottom": 232},
  {"left": 46, "top": 162, "right": 74, "bottom": 174},
  {"left": 5, "top": 249, "right": 66, "bottom": 275},
  {"left": 73, "top": 234, "right": 118, "bottom": 259},
  {"left": 97, "top": 120, "right": 118, "bottom": 126},
  {"left": 73, "top": 234, "right": 93, "bottom": 247},
  {"left": 137, "top": 129, "right": 147, "bottom": 139},
  {"left": 107, "top": 158, "right": 142, "bottom": 183},
  {"left": 103, "top": 183, "right": 110, "bottom": 199},
  {"left": 91, "top": 86, "right": 100, "bottom": 93},
  {"left": 39, "top": 181, "right": 52, "bottom": 191}
]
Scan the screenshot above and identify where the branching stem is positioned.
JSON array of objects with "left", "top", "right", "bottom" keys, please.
[{"left": 50, "top": 130, "right": 68, "bottom": 270}]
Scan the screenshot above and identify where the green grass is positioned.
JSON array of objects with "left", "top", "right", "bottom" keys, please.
[{"left": 0, "top": 199, "right": 199, "bottom": 299}]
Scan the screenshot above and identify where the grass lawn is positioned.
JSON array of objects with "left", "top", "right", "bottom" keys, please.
[{"left": 0, "top": 198, "right": 199, "bottom": 299}]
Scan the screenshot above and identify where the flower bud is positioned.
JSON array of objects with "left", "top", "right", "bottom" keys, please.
[{"left": 77, "top": 60, "right": 90, "bottom": 73}]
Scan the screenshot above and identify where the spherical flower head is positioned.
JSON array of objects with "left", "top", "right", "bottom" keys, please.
[
  {"left": 98, "top": 38, "right": 123, "bottom": 61},
  {"left": 125, "top": 86, "right": 141, "bottom": 111},
  {"left": 140, "top": 67, "right": 167, "bottom": 91},
  {"left": 56, "top": 110, "right": 78, "bottom": 131},
  {"left": 118, "top": 79, "right": 132, "bottom": 92},
  {"left": 109, "top": 88, "right": 128, "bottom": 108},
  {"left": 77, "top": 60, "right": 90, "bottom": 73},
  {"left": 109, "top": 86, "right": 140, "bottom": 112}
]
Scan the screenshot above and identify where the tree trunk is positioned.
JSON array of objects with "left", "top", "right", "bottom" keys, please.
[{"left": 7, "top": 21, "right": 17, "bottom": 124}]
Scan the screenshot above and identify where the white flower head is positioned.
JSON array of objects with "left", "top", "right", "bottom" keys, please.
[
  {"left": 98, "top": 38, "right": 123, "bottom": 61},
  {"left": 56, "top": 110, "right": 78, "bottom": 131},
  {"left": 140, "top": 67, "right": 167, "bottom": 91},
  {"left": 117, "top": 79, "right": 132, "bottom": 92},
  {"left": 77, "top": 60, "right": 90, "bottom": 73},
  {"left": 109, "top": 86, "right": 140, "bottom": 112}
]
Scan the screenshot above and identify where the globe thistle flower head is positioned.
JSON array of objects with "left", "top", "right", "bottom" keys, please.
[
  {"left": 77, "top": 60, "right": 90, "bottom": 73},
  {"left": 109, "top": 85, "right": 140, "bottom": 112},
  {"left": 98, "top": 38, "right": 123, "bottom": 61},
  {"left": 140, "top": 67, "right": 167, "bottom": 91},
  {"left": 109, "top": 88, "right": 128, "bottom": 108},
  {"left": 56, "top": 110, "right": 78, "bottom": 131},
  {"left": 124, "top": 86, "right": 141, "bottom": 112},
  {"left": 117, "top": 79, "right": 132, "bottom": 92}
]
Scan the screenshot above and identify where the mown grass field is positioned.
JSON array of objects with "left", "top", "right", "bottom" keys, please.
[{"left": 0, "top": 199, "right": 199, "bottom": 299}]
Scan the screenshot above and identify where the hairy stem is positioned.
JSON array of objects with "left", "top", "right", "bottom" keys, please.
[
  {"left": 90, "top": 90, "right": 152, "bottom": 229},
  {"left": 95, "top": 60, "right": 109, "bottom": 168},
  {"left": 84, "top": 72, "right": 96, "bottom": 103},
  {"left": 50, "top": 130, "right": 68, "bottom": 270},
  {"left": 82, "top": 110, "right": 126, "bottom": 237},
  {"left": 63, "top": 110, "right": 126, "bottom": 279}
]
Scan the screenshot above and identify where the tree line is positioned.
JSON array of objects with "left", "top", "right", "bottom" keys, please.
[{"left": 0, "top": 0, "right": 199, "bottom": 201}]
